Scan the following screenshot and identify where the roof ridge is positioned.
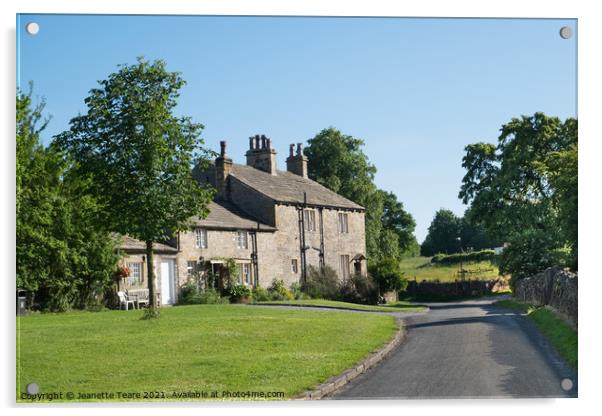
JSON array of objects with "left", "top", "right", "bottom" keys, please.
[{"left": 229, "top": 163, "right": 364, "bottom": 211}]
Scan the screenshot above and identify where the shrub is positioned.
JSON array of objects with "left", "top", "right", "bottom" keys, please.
[
  {"left": 199, "top": 289, "right": 229, "bottom": 304},
  {"left": 179, "top": 283, "right": 228, "bottom": 305},
  {"left": 368, "top": 257, "right": 408, "bottom": 294},
  {"left": 179, "top": 281, "right": 200, "bottom": 304},
  {"left": 141, "top": 308, "right": 160, "bottom": 320},
  {"left": 289, "top": 282, "right": 310, "bottom": 300},
  {"left": 302, "top": 265, "right": 340, "bottom": 300},
  {"left": 500, "top": 229, "right": 571, "bottom": 289},
  {"left": 252, "top": 287, "right": 270, "bottom": 302},
  {"left": 339, "top": 273, "right": 379, "bottom": 305},
  {"left": 228, "top": 284, "right": 252, "bottom": 299},
  {"left": 268, "top": 279, "right": 294, "bottom": 301}
]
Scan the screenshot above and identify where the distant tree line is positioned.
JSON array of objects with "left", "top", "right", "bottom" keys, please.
[{"left": 420, "top": 208, "right": 500, "bottom": 257}]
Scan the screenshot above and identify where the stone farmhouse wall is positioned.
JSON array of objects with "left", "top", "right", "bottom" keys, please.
[
  {"left": 514, "top": 267, "right": 578, "bottom": 327},
  {"left": 176, "top": 228, "right": 258, "bottom": 286},
  {"left": 257, "top": 204, "right": 365, "bottom": 288},
  {"left": 171, "top": 204, "right": 367, "bottom": 291}
]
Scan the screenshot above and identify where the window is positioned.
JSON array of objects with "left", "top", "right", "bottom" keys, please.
[
  {"left": 187, "top": 261, "right": 197, "bottom": 276},
  {"left": 339, "top": 255, "right": 350, "bottom": 280},
  {"left": 237, "top": 231, "right": 249, "bottom": 249},
  {"left": 304, "top": 209, "right": 316, "bottom": 232},
  {"left": 195, "top": 228, "right": 208, "bottom": 248},
  {"left": 291, "top": 259, "right": 298, "bottom": 274},
  {"left": 338, "top": 212, "right": 349, "bottom": 234},
  {"left": 240, "top": 263, "right": 252, "bottom": 286},
  {"left": 127, "top": 262, "right": 142, "bottom": 286}
]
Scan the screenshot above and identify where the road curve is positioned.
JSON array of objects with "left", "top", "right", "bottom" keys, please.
[{"left": 334, "top": 298, "right": 577, "bottom": 399}]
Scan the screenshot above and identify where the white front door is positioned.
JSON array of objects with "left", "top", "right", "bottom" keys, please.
[{"left": 160, "top": 260, "right": 175, "bottom": 305}]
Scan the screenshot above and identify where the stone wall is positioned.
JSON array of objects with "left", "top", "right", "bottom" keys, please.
[
  {"left": 514, "top": 267, "right": 578, "bottom": 326},
  {"left": 405, "top": 279, "right": 503, "bottom": 299}
]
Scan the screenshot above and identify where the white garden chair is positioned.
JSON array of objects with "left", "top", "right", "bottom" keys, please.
[{"left": 117, "top": 291, "right": 135, "bottom": 310}]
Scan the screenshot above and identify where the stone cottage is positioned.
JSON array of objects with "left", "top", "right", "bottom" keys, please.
[{"left": 117, "top": 135, "right": 366, "bottom": 305}]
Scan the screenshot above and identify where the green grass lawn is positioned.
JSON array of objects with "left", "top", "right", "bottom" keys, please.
[
  {"left": 495, "top": 300, "right": 577, "bottom": 369},
  {"left": 400, "top": 256, "right": 501, "bottom": 282},
  {"left": 255, "top": 298, "right": 427, "bottom": 312},
  {"left": 17, "top": 304, "right": 397, "bottom": 402}
]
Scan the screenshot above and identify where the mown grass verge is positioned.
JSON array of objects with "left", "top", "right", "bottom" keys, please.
[
  {"left": 495, "top": 299, "right": 577, "bottom": 369},
  {"left": 17, "top": 304, "right": 396, "bottom": 401},
  {"left": 255, "top": 298, "right": 427, "bottom": 312}
]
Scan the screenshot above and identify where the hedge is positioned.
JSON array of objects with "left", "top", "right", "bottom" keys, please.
[{"left": 431, "top": 250, "right": 496, "bottom": 265}]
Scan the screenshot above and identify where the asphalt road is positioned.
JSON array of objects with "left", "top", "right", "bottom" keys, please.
[{"left": 334, "top": 298, "right": 577, "bottom": 399}]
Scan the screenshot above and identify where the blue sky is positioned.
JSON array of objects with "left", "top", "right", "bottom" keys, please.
[{"left": 16, "top": 14, "right": 577, "bottom": 243}]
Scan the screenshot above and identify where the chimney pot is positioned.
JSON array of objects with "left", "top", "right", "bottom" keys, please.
[
  {"left": 246, "top": 133, "right": 278, "bottom": 175},
  {"left": 287, "top": 141, "right": 308, "bottom": 178},
  {"left": 249, "top": 137, "right": 254, "bottom": 150},
  {"left": 220, "top": 140, "right": 227, "bottom": 157}
]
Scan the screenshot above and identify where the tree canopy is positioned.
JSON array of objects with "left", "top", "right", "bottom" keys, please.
[
  {"left": 305, "top": 127, "right": 417, "bottom": 260},
  {"left": 459, "top": 112, "right": 577, "bottom": 276},
  {"left": 54, "top": 58, "right": 215, "bottom": 313},
  {"left": 17, "top": 86, "right": 119, "bottom": 311},
  {"left": 420, "top": 209, "right": 461, "bottom": 256}
]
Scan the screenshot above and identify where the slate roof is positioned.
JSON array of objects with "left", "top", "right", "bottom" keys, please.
[
  {"left": 116, "top": 234, "right": 179, "bottom": 254},
  {"left": 191, "top": 200, "right": 276, "bottom": 231},
  {"left": 229, "top": 163, "right": 364, "bottom": 211}
]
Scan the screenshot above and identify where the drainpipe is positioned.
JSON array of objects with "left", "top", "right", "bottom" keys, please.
[
  {"left": 251, "top": 230, "right": 259, "bottom": 287},
  {"left": 298, "top": 192, "right": 308, "bottom": 285},
  {"left": 319, "top": 207, "right": 325, "bottom": 270}
]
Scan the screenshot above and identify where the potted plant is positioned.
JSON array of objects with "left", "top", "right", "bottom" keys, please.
[
  {"left": 113, "top": 265, "right": 130, "bottom": 291},
  {"left": 228, "top": 284, "right": 252, "bottom": 304}
]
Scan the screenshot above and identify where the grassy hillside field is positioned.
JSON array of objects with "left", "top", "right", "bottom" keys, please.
[{"left": 399, "top": 256, "right": 501, "bottom": 283}]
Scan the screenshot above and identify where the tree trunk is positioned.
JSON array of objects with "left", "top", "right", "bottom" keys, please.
[{"left": 146, "top": 240, "right": 156, "bottom": 310}]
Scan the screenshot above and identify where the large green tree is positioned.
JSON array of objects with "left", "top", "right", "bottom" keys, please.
[
  {"left": 379, "top": 190, "right": 418, "bottom": 256},
  {"left": 17, "top": 87, "right": 119, "bottom": 311},
  {"left": 420, "top": 209, "right": 461, "bottom": 256},
  {"left": 459, "top": 207, "right": 501, "bottom": 251},
  {"left": 55, "top": 58, "right": 215, "bottom": 315},
  {"left": 459, "top": 113, "right": 577, "bottom": 275},
  {"left": 305, "top": 127, "right": 416, "bottom": 260}
]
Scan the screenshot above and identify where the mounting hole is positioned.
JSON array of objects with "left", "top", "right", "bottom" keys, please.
[
  {"left": 25, "top": 22, "right": 40, "bottom": 35},
  {"left": 559, "top": 26, "right": 572, "bottom": 39},
  {"left": 561, "top": 378, "right": 573, "bottom": 391},
  {"left": 26, "top": 383, "right": 39, "bottom": 394}
]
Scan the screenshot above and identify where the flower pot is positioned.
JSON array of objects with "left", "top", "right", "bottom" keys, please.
[{"left": 230, "top": 295, "right": 250, "bottom": 304}]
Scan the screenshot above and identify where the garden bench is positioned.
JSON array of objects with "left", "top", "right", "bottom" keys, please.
[{"left": 127, "top": 289, "right": 150, "bottom": 309}]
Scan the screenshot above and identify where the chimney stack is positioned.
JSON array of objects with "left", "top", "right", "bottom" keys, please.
[
  {"left": 246, "top": 134, "right": 278, "bottom": 175},
  {"left": 215, "top": 140, "right": 233, "bottom": 199},
  {"left": 286, "top": 142, "right": 308, "bottom": 178}
]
